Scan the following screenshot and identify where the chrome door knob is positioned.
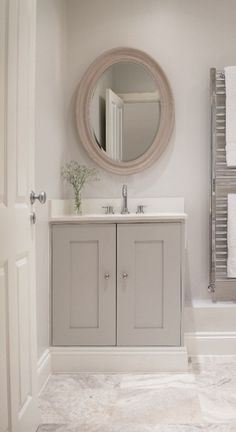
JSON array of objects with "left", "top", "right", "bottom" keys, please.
[
  {"left": 30, "top": 190, "right": 47, "bottom": 205},
  {"left": 122, "top": 272, "right": 128, "bottom": 280},
  {"left": 104, "top": 273, "right": 110, "bottom": 280}
]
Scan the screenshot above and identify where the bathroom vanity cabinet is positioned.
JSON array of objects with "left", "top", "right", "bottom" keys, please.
[{"left": 51, "top": 220, "right": 184, "bottom": 347}]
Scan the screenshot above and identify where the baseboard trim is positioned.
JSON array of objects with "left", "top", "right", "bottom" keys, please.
[
  {"left": 37, "top": 348, "right": 51, "bottom": 394},
  {"left": 50, "top": 346, "right": 188, "bottom": 373},
  {"left": 37, "top": 331, "right": 236, "bottom": 388},
  {"left": 185, "top": 331, "right": 236, "bottom": 356}
]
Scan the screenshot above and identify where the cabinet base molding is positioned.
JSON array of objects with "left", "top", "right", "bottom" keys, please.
[
  {"left": 185, "top": 331, "right": 236, "bottom": 356},
  {"left": 50, "top": 346, "right": 188, "bottom": 373}
]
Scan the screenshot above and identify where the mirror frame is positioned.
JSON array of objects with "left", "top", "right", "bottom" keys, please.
[{"left": 76, "top": 47, "right": 174, "bottom": 175}]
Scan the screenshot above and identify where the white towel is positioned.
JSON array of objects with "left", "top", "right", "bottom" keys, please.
[
  {"left": 227, "top": 194, "right": 236, "bottom": 277},
  {"left": 224, "top": 67, "right": 236, "bottom": 166}
]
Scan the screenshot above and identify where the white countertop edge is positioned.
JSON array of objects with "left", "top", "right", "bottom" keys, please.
[{"left": 49, "top": 212, "right": 188, "bottom": 223}]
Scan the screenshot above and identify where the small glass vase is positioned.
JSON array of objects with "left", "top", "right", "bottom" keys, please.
[{"left": 74, "top": 190, "right": 82, "bottom": 215}]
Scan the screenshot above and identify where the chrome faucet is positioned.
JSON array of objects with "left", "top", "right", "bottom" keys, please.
[{"left": 121, "top": 184, "right": 129, "bottom": 214}]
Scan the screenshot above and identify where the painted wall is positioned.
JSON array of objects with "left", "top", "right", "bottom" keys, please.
[
  {"left": 65, "top": 0, "right": 236, "bottom": 302},
  {"left": 35, "top": 0, "right": 67, "bottom": 359},
  {"left": 35, "top": 0, "right": 236, "bottom": 357}
]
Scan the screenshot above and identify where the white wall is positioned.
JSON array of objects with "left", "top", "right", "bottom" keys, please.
[
  {"left": 35, "top": 0, "right": 236, "bottom": 357},
  {"left": 65, "top": 0, "right": 236, "bottom": 302},
  {"left": 35, "top": 0, "right": 67, "bottom": 359}
]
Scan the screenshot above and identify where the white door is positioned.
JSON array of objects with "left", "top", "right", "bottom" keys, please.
[
  {"left": 0, "top": 1, "right": 40, "bottom": 432},
  {"left": 106, "top": 88, "right": 123, "bottom": 160}
]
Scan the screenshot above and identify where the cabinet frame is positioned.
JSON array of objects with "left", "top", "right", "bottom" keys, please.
[{"left": 50, "top": 221, "right": 185, "bottom": 347}]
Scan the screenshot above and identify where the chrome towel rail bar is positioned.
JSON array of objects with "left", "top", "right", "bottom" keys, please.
[{"left": 209, "top": 68, "right": 236, "bottom": 301}]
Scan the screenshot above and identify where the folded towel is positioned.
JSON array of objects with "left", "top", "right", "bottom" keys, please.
[
  {"left": 227, "top": 194, "right": 236, "bottom": 277},
  {"left": 224, "top": 66, "right": 236, "bottom": 167}
]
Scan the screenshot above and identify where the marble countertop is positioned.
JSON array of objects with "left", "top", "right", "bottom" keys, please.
[
  {"left": 49, "top": 198, "right": 187, "bottom": 224},
  {"left": 49, "top": 212, "right": 187, "bottom": 224}
]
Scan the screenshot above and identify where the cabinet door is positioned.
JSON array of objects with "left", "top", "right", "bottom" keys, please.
[
  {"left": 52, "top": 224, "right": 116, "bottom": 346},
  {"left": 117, "top": 223, "right": 181, "bottom": 346}
]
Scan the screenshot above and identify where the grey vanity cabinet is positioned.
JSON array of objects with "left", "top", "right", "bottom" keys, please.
[
  {"left": 52, "top": 224, "right": 116, "bottom": 346},
  {"left": 117, "top": 223, "right": 181, "bottom": 346},
  {"left": 52, "top": 222, "right": 182, "bottom": 347}
]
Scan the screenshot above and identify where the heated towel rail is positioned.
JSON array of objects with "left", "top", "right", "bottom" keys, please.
[{"left": 209, "top": 68, "right": 236, "bottom": 300}]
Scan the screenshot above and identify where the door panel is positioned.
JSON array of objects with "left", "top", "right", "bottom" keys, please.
[
  {"left": 70, "top": 241, "right": 99, "bottom": 328},
  {"left": 0, "top": 263, "right": 10, "bottom": 432},
  {"left": 117, "top": 223, "right": 181, "bottom": 346},
  {"left": 134, "top": 240, "right": 164, "bottom": 329},
  {"left": 52, "top": 224, "right": 116, "bottom": 346},
  {"left": 16, "top": 256, "right": 32, "bottom": 412},
  {"left": 0, "top": 0, "right": 7, "bottom": 206},
  {"left": 0, "top": 1, "right": 39, "bottom": 431}
]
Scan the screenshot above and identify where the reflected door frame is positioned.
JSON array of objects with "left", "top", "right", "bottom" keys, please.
[{"left": 106, "top": 88, "right": 124, "bottom": 161}]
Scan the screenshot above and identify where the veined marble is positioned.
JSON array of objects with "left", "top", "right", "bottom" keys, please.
[
  {"left": 38, "top": 357, "right": 236, "bottom": 432},
  {"left": 191, "top": 357, "right": 236, "bottom": 424}
]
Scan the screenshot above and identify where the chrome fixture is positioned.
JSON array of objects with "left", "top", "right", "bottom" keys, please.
[
  {"left": 122, "top": 272, "right": 128, "bottom": 280},
  {"left": 102, "top": 205, "right": 114, "bottom": 214},
  {"left": 121, "top": 184, "right": 129, "bottom": 214},
  {"left": 30, "top": 190, "right": 47, "bottom": 205},
  {"left": 209, "top": 68, "right": 235, "bottom": 301},
  {"left": 30, "top": 211, "right": 36, "bottom": 224},
  {"left": 104, "top": 273, "right": 110, "bottom": 280},
  {"left": 136, "top": 204, "right": 145, "bottom": 214}
]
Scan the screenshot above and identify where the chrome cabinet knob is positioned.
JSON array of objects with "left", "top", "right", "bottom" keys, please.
[
  {"left": 30, "top": 190, "right": 47, "bottom": 205},
  {"left": 104, "top": 273, "right": 110, "bottom": 280},
  {"left": 122, "top": 272, "right": 128, "bottom": 280}
]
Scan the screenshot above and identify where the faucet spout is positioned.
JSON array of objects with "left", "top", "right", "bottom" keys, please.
[{"left": 121, "top": 184, "right": 129, "bottom": 214}]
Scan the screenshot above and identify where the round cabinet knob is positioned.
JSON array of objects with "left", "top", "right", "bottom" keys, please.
[
  {"left": 122, "top": 272, "right": 128, "bottom": 280},
  {"left": 104, "top": 273, "right": 110, "bottom": 280}
]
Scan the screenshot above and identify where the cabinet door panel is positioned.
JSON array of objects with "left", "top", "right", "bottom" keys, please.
[
  {"left": 117, "top": 223, "right": 181, "bottom": 346},
  {"left": 52, "top": 224, "right": 116, "bottom": 346}
]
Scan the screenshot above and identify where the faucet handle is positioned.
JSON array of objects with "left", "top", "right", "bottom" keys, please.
[
  {"left": 136, "top": 205, "right": 146, "bottom": 214},
  {"left": 122, "top": 184, "right": 127, "bottom": 196},
  {"left": 102, "top": 205, "right": 114, "bottom": 215}
]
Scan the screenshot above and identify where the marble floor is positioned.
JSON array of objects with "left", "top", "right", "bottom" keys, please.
[{"left": 38, "top": 356, "right": 236, "bottom": 432}]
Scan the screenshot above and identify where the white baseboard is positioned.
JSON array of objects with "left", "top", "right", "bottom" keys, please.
[
  {"left": 37, "top": 332, "right": 236, "bottom": 393},
  {"left": 37, "top": 303, "right": 236, "bottom": 389},
  {"left": 37, "top": 348, "right": 51, "bottom": 394},
  {"left": 185, "top": 331, "right": 236, "bottom": 356},
  {"left": 184, "top": 301, "right": 236, "bottom": 333},
  {"left": 50, "top": 346, "right": 188, "bottom": 373}
]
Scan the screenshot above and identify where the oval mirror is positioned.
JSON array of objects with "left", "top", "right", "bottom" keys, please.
[{"left": 76, "top": 48, "right": 174, "bottom": 175}]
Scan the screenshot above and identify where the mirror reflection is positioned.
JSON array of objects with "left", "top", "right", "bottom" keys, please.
[{"left": 90, "top": 62, "right": 161, "bottom": 162}]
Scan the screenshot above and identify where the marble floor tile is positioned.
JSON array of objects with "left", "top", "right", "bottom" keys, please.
[
  {"left": 39, "top": 374, "right": 122, "bottom": 425},
  {"left": 110, "top": 373, "right": 202, "bottom": 425},
  {"left": 38, "top": 357, "right": 236, "bottom": 431},
  {"left": 191, "top": 357, "right": 236, "bottom": 423}
]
